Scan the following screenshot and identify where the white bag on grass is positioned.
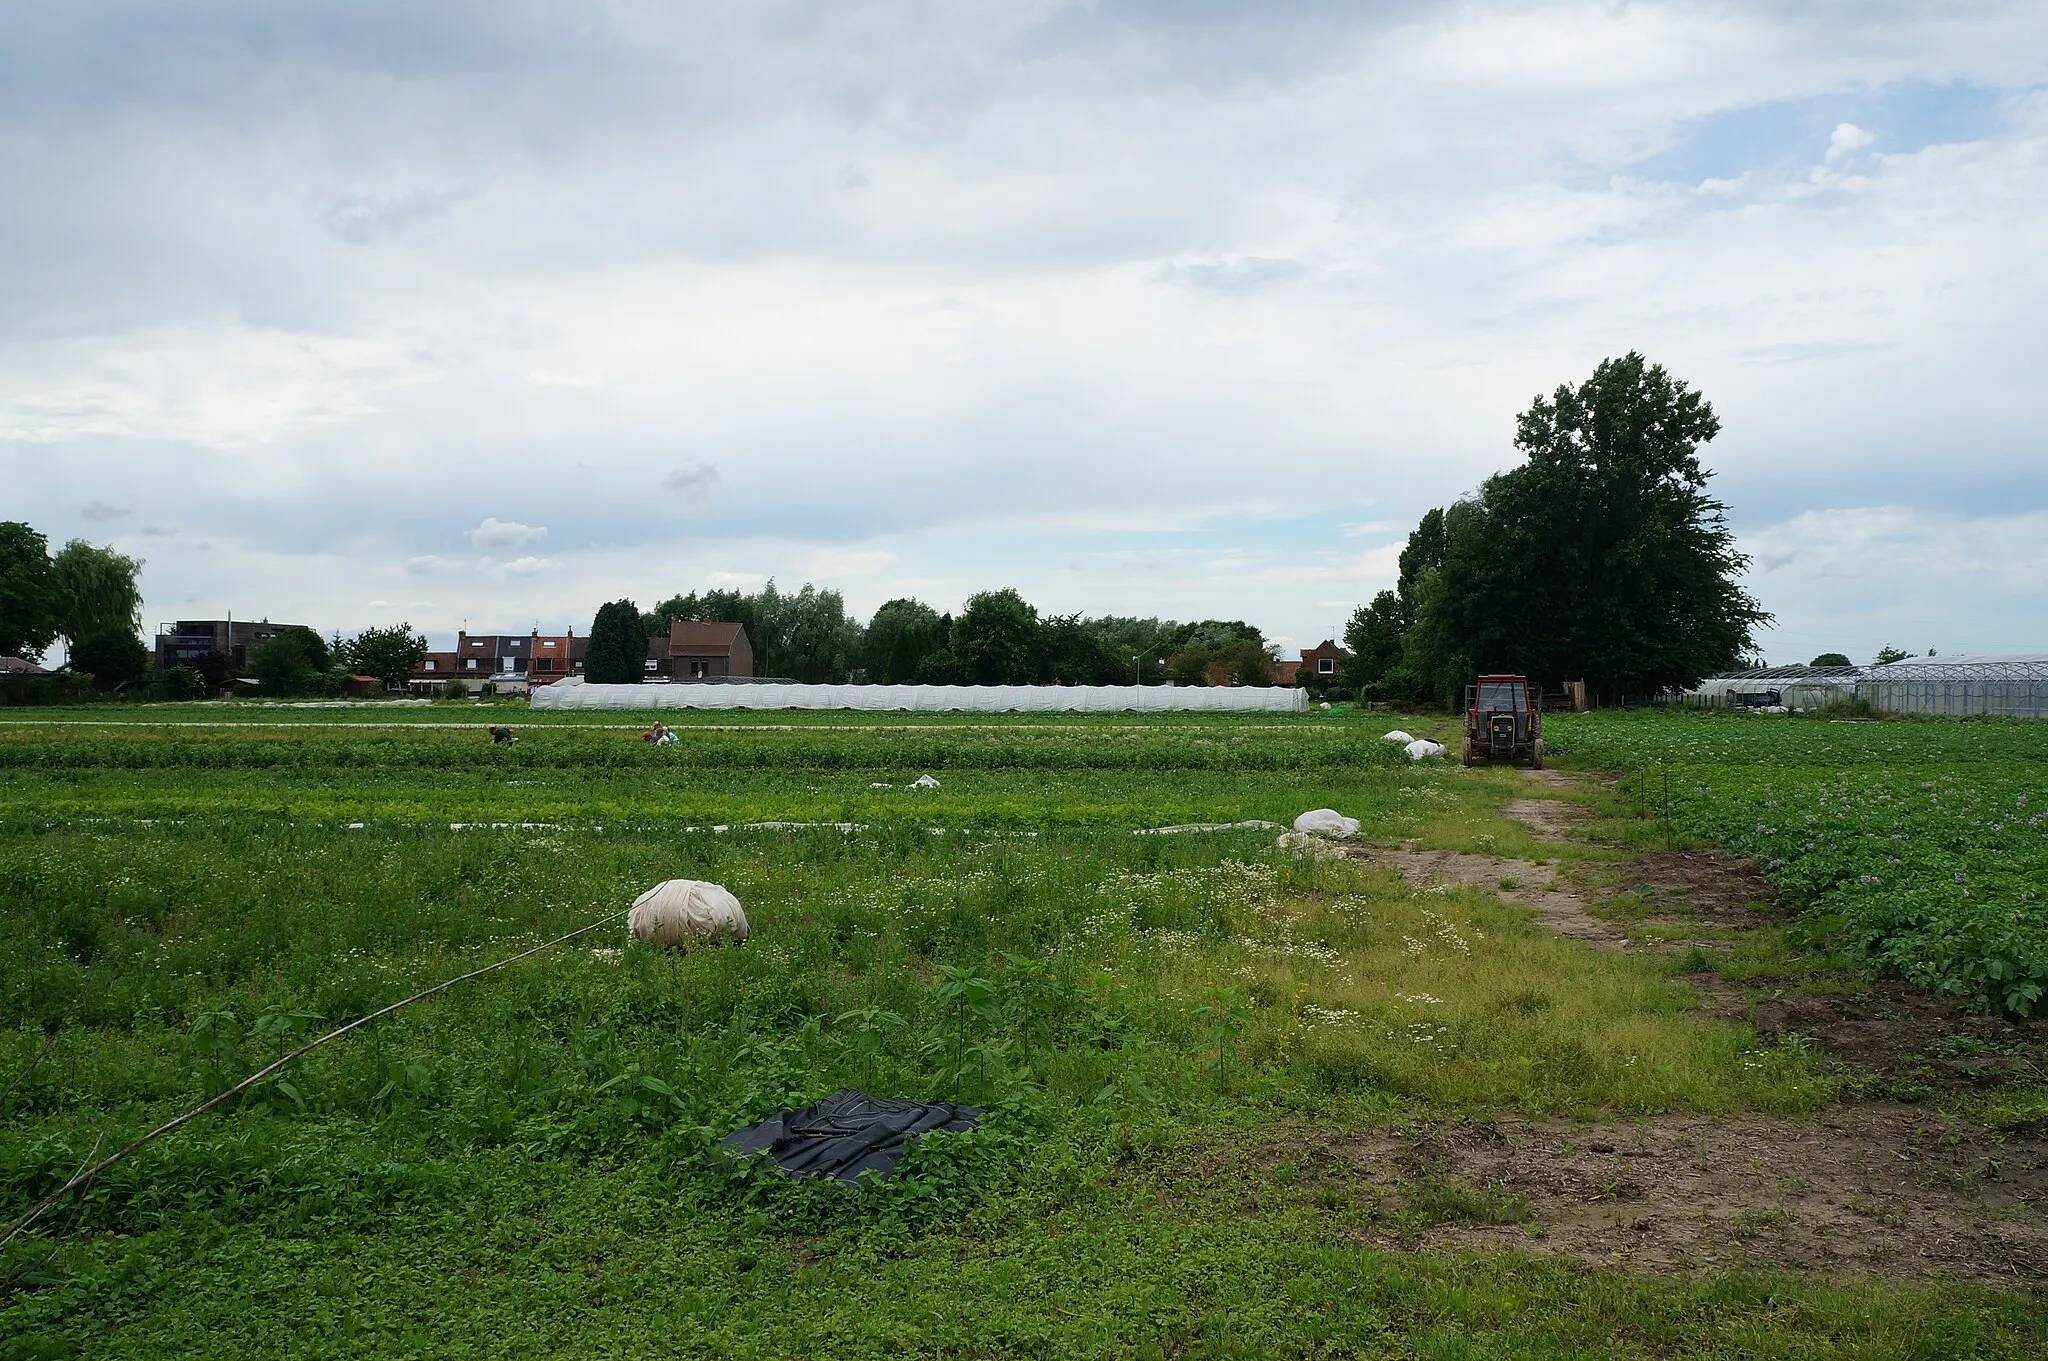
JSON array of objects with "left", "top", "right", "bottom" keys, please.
[
  {"left": 629, "top": 879, "right": 750, "bottom": 948},
  {"left": 1405, "top": 739, "right": 1447, "bottom": 761},
  {"left": 1292, "top": 808, "right": 1360, "bottom": 837},
  {"left": 1382, "top": 730, "right": 1414, "bottom": 744}
]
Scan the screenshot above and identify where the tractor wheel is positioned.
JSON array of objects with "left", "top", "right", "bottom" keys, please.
[
  {"left": 1461, "top": 739, "right": 1475, "bottom": 767},
  {"left": 1529, "top": 740, "right": 1545, "bottom": 771}
]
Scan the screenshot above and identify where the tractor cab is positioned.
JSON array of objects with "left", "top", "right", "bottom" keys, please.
[{"left": 1462, "top": 674, "right": 1544, "bottom": 768}]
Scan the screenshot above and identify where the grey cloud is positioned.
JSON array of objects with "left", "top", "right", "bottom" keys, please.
[
  {"left": 79, "top": 499, "right": 130, "bottom": 520},
  {"left": 662, "top": 462, "right": 721, "bottom": 504},
  {"left": 1153, "top": 255, "right": 1309, "bottom": 291},
  {"left": 320, "top": 187, "right": 471, "bottom": 244}
]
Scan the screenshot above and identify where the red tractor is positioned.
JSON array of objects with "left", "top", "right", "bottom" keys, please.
[{"left": 1462, "top": 674, "right": 1544, "bottom": 768}]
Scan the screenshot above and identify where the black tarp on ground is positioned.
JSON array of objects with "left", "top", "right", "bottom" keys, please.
[{"left": 719, "top": 1088, "right": 981, "bottom": 1185}]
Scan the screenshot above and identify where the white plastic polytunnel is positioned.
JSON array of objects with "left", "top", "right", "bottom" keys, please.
[{"left": 532, "top": 676, "right": 1308, "bottom": 712}]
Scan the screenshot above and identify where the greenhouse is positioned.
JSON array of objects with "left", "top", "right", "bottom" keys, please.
[
  {"left": 1688, "top": 655, "right": 2048, "bottom": 718},
  {"left": 1852, "top": 654, "right": 2048, "bottom": 719}
]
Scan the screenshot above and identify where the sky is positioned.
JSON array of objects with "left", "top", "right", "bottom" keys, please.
[{"left": 4, "top": 1, "right": 2045, "bottom": 665}]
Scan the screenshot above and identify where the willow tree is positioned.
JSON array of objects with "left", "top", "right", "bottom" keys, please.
[{"left": 51, "top": 540, "right": 144, "bottom": 650}]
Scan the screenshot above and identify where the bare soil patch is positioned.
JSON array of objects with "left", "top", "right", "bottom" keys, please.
[
  {"left": 1346, "top": 845, "right": 1627, "bottom": 949},
  {"left": 1297, "top": 1105, "right": 2048, "bottom": 1282}
]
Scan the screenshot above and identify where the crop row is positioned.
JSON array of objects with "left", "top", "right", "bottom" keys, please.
[{"left": 1548, "top": 713, "right": 2048, "bottom": 1015}]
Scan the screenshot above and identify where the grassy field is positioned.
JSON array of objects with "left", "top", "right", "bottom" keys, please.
[{"left": 0, "top": 706, "right": 2043, "bottom": 1357}]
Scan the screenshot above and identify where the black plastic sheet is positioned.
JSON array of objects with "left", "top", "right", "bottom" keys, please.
[{"left": 719, "top": 1088, "right": 981, "bottom": 1185}]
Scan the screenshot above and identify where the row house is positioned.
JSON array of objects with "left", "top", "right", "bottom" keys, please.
[{"left": 409, "top": 622, "right": 754, "bottom": 690}]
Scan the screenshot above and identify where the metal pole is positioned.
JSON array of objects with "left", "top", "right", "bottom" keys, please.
[{"left": 1663, "top": 767, "right": 1672, "bottom": 851}]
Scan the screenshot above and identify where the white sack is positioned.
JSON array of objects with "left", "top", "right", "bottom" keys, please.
[
  {"left": 1405, "top": 739, "right": 1447, "bottom": 761},
  {"left": 629, "top": 879, "right": 750, "bottom": 948},
  {"left": 912, "top": 774, "right": 941, "bottom": 789},
  {"left": 1276, "top": 830, "right": 1347, "bottom": 859},
  {"left": 1292, "top": 808, "right": 1360, "bottom": 837},
  {"left": 1382, "top": 730, "right": 1414, "bottom": 744}
]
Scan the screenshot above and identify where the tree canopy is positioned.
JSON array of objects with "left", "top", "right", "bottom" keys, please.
[
  {"left": 0, "top": 522, "right": 61, "bottom": 662},
  {"left": 337, "top": 624, "right": 429, "bottom": 690},
  {"left": 952, "top": 589, "right": 1040, "bottom": 685},
  {"left": 1368, "top": 354, "right": 1765, "bottom": 705},
  {"left": 585, "top": 600, "right": 645, "bottom": 684},
  {"left": 51, "top": 539, "right": 143, "bottom": 649},
  {"left": 249, "top": 626, "right": 330, "bottom": 696}
]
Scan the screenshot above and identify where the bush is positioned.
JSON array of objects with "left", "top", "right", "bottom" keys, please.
[
  {"left": 67, "top": 629, "right": 150, "bottom": 689},
  {"left": 160, "top": 665, "right": 209, "bottom": 701}
]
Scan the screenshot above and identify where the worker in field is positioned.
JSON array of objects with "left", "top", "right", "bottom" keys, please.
[{"left": 489, "top": 725, "right": 515, "bottom": 744}]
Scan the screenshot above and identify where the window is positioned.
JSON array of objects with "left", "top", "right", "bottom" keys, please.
[
  {"left": 466, "top": 658, "right": 479, "bottom": 670},
  {"left": 644, "top": 658, "right": 657, "bottom": 671},
  {"left": 690, "top": 661, "right": 708, "bottom": 678},
  {"left": 1477, "top": 681, "right": 1525, "bottom": 712},
  {"left": 1318, "top": 657, "right": 1334, "bottom": 674},
  {"left": 542, "top": 640, "right": 556, "bottom": 649},
  {"left": 424, "top": 660, "right": 437, "bottom": 671}
]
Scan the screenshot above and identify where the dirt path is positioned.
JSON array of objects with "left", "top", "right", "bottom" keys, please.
[
  {"left": 1289, "top": 1106, "right": 2048, "bottom": 1283},
  {"left": 1326, "top": 766, "right": 2048, "bottom": 1281}
]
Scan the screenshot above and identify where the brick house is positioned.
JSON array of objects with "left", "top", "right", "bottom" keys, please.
[
  {"left": 1297, "top": 640, "right": 1351, "bottom": 684},
  {"left": 668, "top": 621, "right": 753, "bottom": 680}
]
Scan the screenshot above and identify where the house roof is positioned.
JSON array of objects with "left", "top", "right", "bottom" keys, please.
[
  {"left": 669, "top": 621, "right": 747, "bottom": 654},
  {"left": 0, "top": 656, "right": 49, "bottom": 675}
]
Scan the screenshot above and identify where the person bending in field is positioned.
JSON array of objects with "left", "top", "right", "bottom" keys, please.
[{"left": 489, "top": 725, "right": 515, "bottom": 744}]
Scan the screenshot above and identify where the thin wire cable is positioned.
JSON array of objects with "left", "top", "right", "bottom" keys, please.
[{"left": 0, "top": 909, "right": 625, "bottom": 1252}]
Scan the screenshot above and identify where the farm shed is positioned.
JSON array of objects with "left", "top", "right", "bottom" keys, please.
[{"left": 532, "top": 676, "right": 1308, "bottom": 712}]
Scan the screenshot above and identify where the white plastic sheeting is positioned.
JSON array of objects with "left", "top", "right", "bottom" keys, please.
[
  {"left": 533, "top": 675, "right": 1308, "bottom": 712},
  {"left": 1382, "top": 730, "right": 1415, "bottom": 744},
  {"left": 1292, "top": 808, "right": 1360, "bottom": 837},
  {"left": 628, "top": 879, "right": 749, "bottom": 948},
  {"left": 1404, "top": 739, "right": 1447, "bottom": 761}
]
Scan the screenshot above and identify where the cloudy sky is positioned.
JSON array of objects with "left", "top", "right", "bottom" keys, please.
[{"left": 5, "top": 1, "right": 2044, "bottom": 663}]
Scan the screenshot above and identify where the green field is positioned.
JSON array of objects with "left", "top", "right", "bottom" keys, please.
[
  {"left": 1548, "top": 712, "right": 2048, "bottom": 1016},
  {"left": 1, "top": 708, "right": 2043, "bottom": 1357}
]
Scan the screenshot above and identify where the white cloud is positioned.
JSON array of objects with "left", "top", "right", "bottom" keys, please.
[
  {"left": 498, "top": 556, "right": 560, "bottom": 578},
  {"left": 468, "top": 519, "right": 546, "bottom": 550},
  {"left": 1826, "top": 121, "right": 1877, "bottom": 162}
]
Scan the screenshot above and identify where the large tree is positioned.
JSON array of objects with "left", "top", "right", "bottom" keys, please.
[
  {"left": 0, "top": 522, "right": 62, "bottom": 662},
  {"left": 336, "top": 623, "right": 429, "bottom": 690},
  {"left": 585, "top": 600, "right": 645, "bottom": 683},
  {"left": 249, "top": 626, "right": 331, "bottom": 696},
  {"left": 1340, "top": 590, "right": 1406, "bottom": 692},
  {"left": 863, "top": 598, "right": 947, "bottom": 683},
  {"left": 1423, "top": 353, "right": 1766, "bottom": 702},
  {"left": 51, "top": 539, "right": 143, "bottom": 649},
  {"left": 952, "top": 589, "right": 1040, "bottom": 685}
]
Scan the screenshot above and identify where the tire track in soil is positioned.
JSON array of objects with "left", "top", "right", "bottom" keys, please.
[{"left": 1324, "top": 766, "right": 2048, "bottom": 1282}]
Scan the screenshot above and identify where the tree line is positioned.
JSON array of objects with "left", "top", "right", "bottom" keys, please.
[
  {"left": 1340, "top": 354, "right": 1767, "bottom": 707},
  {"left": 584, "top": 585, "right": 1281, "bottom": 687}
]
